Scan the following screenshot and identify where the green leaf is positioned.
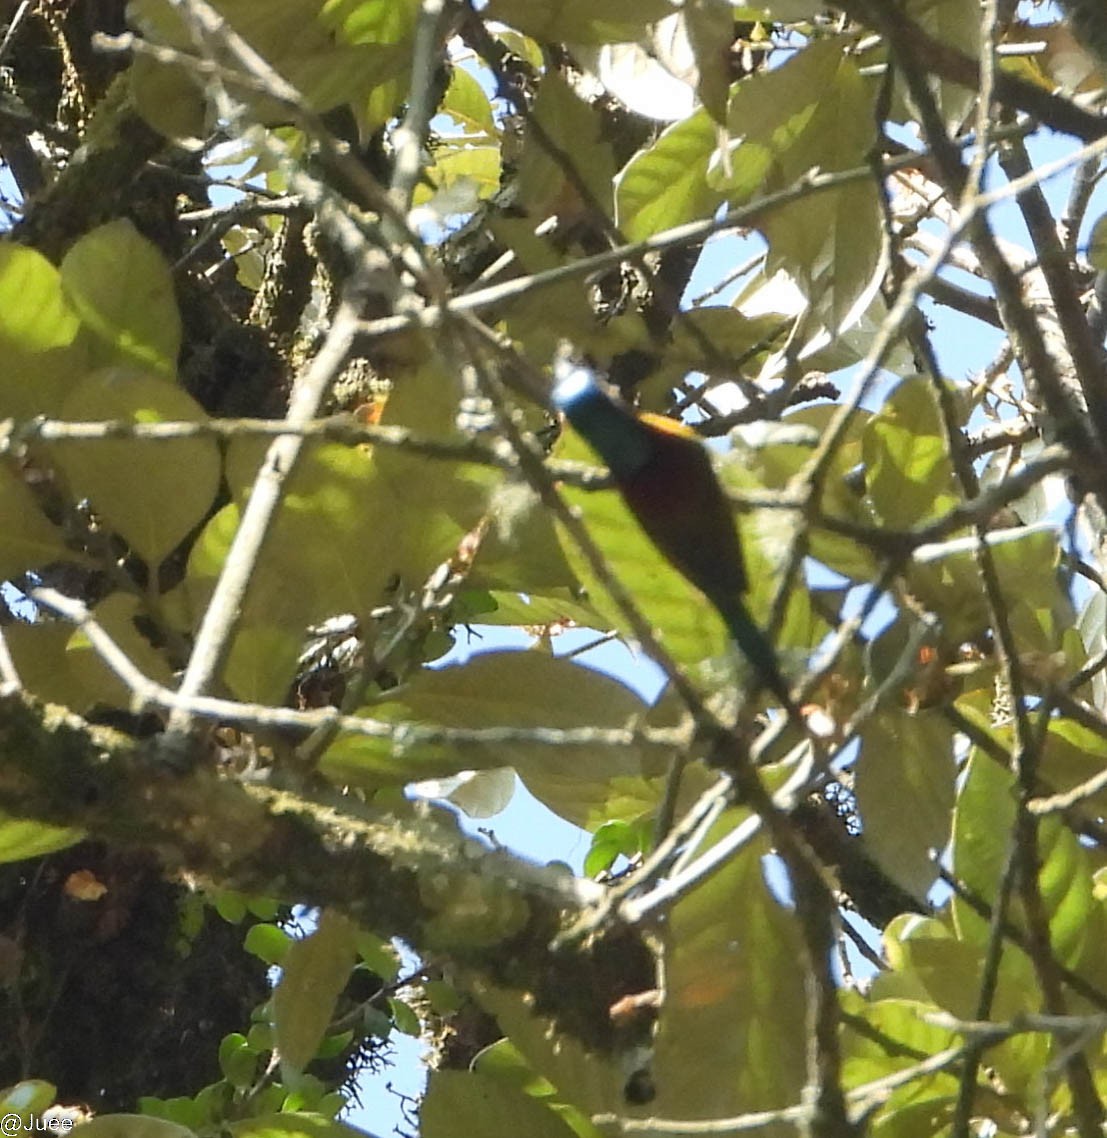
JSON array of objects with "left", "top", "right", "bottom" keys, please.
[
  {"left": 244, "top": 923, "right": 293, "bottom": 966},
  {"left": 652, "top": 812, "right": 806, "bottom": 1118},
  {"left": 0, "top": 815, "right": 84, "bottom": 863},
  {"left": 3, "top": 623, "right": 94, "bottom": 710},
  {"left": 685, "top": 0, "right": 735, "bottom": 124},
  {"left": 387, "top": 997, "right": 421, "bottom": 1036},
  {"left": 440, "top": 65, "right": 496, "bottom": 136},
  {"left": 247, "top": 896, "right": 282, "bottom": 920},
  {"left": 1040, "top": 717, "right": 1107, "bottom": 815},
  {"left": 717, "top": 39, "right": 882, "bottom": 329},
  {"left": 132, "top": 0, "right": 416, "bottom": 136},
  {"left": 421, "top": 1070, "right": 580, "bottom": 1138},
  {"left": 0, "top": 1079, "right": 57, "bottom": 1121},
  {"left": 203, "top": 411, "right": 492, "bottom": 699},
  {"left": 51, "top": 366, "right": 220, "bottom": 566},
  {"left": 950, "top": 748, "right": 1015, "bottom": 946},
  {"left": 840, "top": 993, "right": 961, "bottom": 1121},
  {"left": 878, "top": 914, "right": 1049, "bottom": 1095},
  {"left": 0, "top": 242, "right": 88, "bottom": 419},
  {"left": 863, "top": 376, "right": 959, "bottom": 528},
  {"left": 321, "top": 651, "right": 659, "bottom": 828},
  {"left": 138, "top": 1096, "right": 211, "bottom": 1132},
  {"left": 354, "top": 930, "right": 400, "bottom": 982},
  {"left": 855, "top": 710, "right": 955, "bottom": 901},
  {"left": 907, "top": 524, "right": 1061, "bottom": 647},
  {"left": 471, "top": 982, "right": 624, "bottom": 1119},
  {"left": 68, "top": 1117, "right": 196, "bottom": 1138},
  {"left": 424, "top": 979, "right": 462, "bottom": 1016},
  {"left": 516, "top": 71, "right": 616, "bottom": 220},
  {"left": 0, "top": 462, "right": 70, "bottom": 578},
  {"left": 127, "top": 51, "right": 208, "bottom": 144},
  {"left": 247, "top": 1022, "right": 276, "bottom": 1052},
  {"left": 472, "top": 1039, "right": 556, "bottom": 1097},
  {"left": 482, "top": 0, "right": 676, "bottom": 45},
  {"left": 229, "top": 1112, "right": 368, "bottom": 1138},
  {"left": 743, "top": 404, "right": 878, "bottom": 581},
  {"left": 65, "top": 592, "right": 175, "bottom": 709},
  {"left": 616, "top": 107, "right": 722, "bottom": 241},
  {"left": 1035, "top": 807, "right": 1096, "bottom": 969},
  {"left": 0, "top": 243, "right": 81, "bottom": 353},
  {"left": 60, "top": 220, "right": 181, "bottom": 375},
  {"left": 273, "top": 910, "right": 358, "bottom": 1077},
  {"left": 213, "top": 891, "right": 250, "bottom": 925},
  {"left": 314, "top": 1030, "right": 353, "bottom": 1060},
  {"left": 320, "top": 0, "right": 418, "bottom": 46},
  {"left": 417, "top": 146, "right": 501, "bottom": 213},
  {"left": 583, "top": 819, "right": 644, "bottom": 877},
  {"left": 762, "top": 176, "right": 882, "bottom": 334},
  {"left": 221, "top": 624, "right": 306, "bottom": 708},
  {"left": 900, "top": 0, "right": 981, "bottom": 129},
  {"left": 947, "top": 749, "right": 1094, "bottom": 1035},
  {"left": 218, "top": 1033, "right": 259, "bottom": 1089}
]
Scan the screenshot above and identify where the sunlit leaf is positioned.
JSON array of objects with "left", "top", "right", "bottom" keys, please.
[
  {"left": 0, "top": 815, "right": 84, "bottom": 863},
  {"left": 616, "top": 107, "right": 721, "bottom": 241},
  {"left": 60, "top": 220, "right": 181, "bottom": 376},
  {"left": 863, "top": 376, "right": 959, "bottom": 528},
  {"left": 71, "top": 1118, "right": 195, "bottom": 1138},
  {"left": 421, "top": 1070, "right": 579, "bottom": 1138}
]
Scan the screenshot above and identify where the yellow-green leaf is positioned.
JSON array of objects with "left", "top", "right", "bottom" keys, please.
[
  {"left": 652, "top": 813, "right": 806, "bottom": 1117},
  {"left": 0, "top": 243, "right": 80, "bottom": 353},
  {"left": 440, "top": 65, "right": 496, "bottom": 136},
  {"left": 273, "top": 910, "right": 358, "bottom": 1078},
  {"left": 616, "top": 106, "right": 722, "bottom": 241},
  {"left": 470, "top": 980, "right": 624, "bottom": 1117},
  {"left": 230, "top": 1113, "right": 366, "bottom": 1138},
  {"left": 516, "top": 72, "right": 616, "bottom": 220},
  {"left": 718, "top": 40, "right": 882, "bottom": 329},
  {"left": 51, "top": 367, "right": 220, "bottom": 565},
  {"left": 685, "top": 0, "right": 734, "bottom": 124},
  {"left": 0, "top": 815, "right": 84, "bottom": 863},
  {"left": 60, "top": 220, "right": 181, "bottom": 375},
  {"left": 483, "top": 0, "right": 675, "bottom": 45},
  {"left": 66, "top": 593, "right": 175, "bottom": 709},
  {"left": 421, "top": 1070, "right": 579, "bottom": 1138},
  {"left": 322, "top": 651, "right": 660, "bottom": 827},
  {"left": 863, "top": 376, "right": 959, "bottom": 528},
  {"left": 856, "top": 710, "right": 955, "bottom": 901},
  {"left": 0, "top": 463, "right": 69, "bottom": 578},
  {"left": 69, "top": 1117, "right": 195, "bottom": 1138}
]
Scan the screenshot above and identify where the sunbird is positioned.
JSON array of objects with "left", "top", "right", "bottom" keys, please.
[{"left": 553, "top": 362, "right": 797, "bottom": 713}]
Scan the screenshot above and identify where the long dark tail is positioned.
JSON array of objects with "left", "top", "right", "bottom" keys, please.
[{"left": 718, "top": 595, "right": 802, "bottom": 721}]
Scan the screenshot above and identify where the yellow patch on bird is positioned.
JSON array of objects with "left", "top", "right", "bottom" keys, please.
[{"left": 637, "top": 412, "right": 700, "bottom": 441}]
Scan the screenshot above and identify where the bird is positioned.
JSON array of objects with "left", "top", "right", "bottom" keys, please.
[{"left": 552, "top": 361, "right": 798, "bottom": 715}]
